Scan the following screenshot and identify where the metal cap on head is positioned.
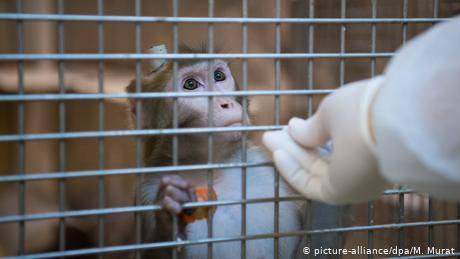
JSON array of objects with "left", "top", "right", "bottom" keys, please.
[{"left": 147, "top": 44, "right": 168, "bottom": 73}]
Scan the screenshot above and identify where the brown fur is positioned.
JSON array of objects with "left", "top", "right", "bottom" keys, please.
[{"left": 125, "top": 45, "right": 252, "bottom": 258}]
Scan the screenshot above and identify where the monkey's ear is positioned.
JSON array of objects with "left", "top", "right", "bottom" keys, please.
[
  {"left": 127, "top": 97, "right": 148, "bottom": 129},
  {"left": 129, "top": 99, "right": 137, "bottom": 117},
  {"left": 126, "top": 79, "right": 136, "bottom": 93},
  {"left": 126, "top": 79, "right": 139, "bottom": 118}
]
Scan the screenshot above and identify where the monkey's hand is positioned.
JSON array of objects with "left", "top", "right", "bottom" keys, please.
[
  {"left": 263, "top": 78, "right": 389, "bottom": 205},
  {"left": 155, "top": 175, "right": 196, "bottom": 233}
]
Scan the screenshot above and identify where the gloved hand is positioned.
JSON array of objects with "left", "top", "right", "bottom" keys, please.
[{"left": 263, "top": 77, "right": 389, "bottom": 204}]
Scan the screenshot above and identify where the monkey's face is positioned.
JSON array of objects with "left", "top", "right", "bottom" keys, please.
[{"left": 167, "top": 60, "right": 248, "bottom": 143}]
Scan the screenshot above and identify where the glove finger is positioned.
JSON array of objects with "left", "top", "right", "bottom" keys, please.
[
  {"left": 273, "top": 149, "right": 326, "bottom": 202},
  {"left": 288, "top": 115, "right": 330, "bottom": 148},
  {"left": 263, "top": 130, "right": 320, "bottom": 169}
]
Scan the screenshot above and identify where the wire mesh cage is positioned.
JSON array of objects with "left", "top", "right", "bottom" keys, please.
[{"left": 0, "top": 0, "right": 459, "bottom": 258}]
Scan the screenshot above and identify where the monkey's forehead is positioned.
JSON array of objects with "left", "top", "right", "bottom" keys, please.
[{"left": 177, "top": 59, "right": 229, "bottom": 73}]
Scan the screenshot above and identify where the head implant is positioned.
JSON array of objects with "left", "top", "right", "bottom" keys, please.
[{"left": 147, "top": 44, "right": 168, "bottom": 73}]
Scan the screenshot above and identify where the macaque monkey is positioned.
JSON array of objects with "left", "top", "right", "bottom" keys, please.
[{"left": 126, "top": 45, "right": 304, "bottom": 258}]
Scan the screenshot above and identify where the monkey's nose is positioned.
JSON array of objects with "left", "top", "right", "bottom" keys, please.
[{"left": 219, "top": 100, "right": 234, "bottom": 109}]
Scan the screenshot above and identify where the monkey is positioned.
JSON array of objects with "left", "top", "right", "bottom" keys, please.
[{"left": 126, "top": 45, "right": 305, "bottom": 258}]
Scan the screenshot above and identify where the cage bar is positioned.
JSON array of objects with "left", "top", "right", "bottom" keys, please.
[
  {"left": 206, "top": 0, "right": 215, "bottom": 258},
  {"left": 0, "top": 52, "right": 395, "bottom": 60},
  {"left": 171, "top": 0, "right": 180, "bottom": 257},
  {"left": 0, "top": 161, "right": 274, "bottom": 183},
  {"left": 0, "top": 13, "right": 447, "bottom": 24},
  {"left": 3, "top": 219, "right": 460, "bottom": 259},
  {"left": 134, "top": 1, "right": 143, "bottom": 258},
  {"left": 57, "top": 0, "right": 67, "bottom": 252},
  {"left": 273, "top": 0, "right": 281, "bottom": 257},
  {"left": 0, "top": 125, "right": 286, "bottom": 143},
  {"left": 304, "top": 1, "right": 315, "bottom": 256},
  {"left": 397, "top": 0, "right": 409, "bottom": 250},
  {"left": 337, "top": 2, "right": 347, "bottom": 257},
  {"left": 15, "top": 0, "right": 26, "bottom": 255},
  {"left": 97, "top": 0, "right": 106, "bottom": 256},
  {"left": 367, "top": 1, "right": 378, "bottom": 258},
  {"left": 0, "top": 89, "right": 334, "bottom": 102},
  {"left": 240, "top": 0, "right": 248, "bottom": 257}
]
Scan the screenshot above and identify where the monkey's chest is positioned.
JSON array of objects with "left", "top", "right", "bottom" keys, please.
[{"left": 183, "top": 168, "right": 301, "bottom": 258}]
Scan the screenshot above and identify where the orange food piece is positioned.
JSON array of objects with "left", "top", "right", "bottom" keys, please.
[{"left": 181, "top": 186, "right": 217, "bottom": 224}]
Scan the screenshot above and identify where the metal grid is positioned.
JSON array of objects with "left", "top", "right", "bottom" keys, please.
[{"left": 0, "top": 1, "right": 459, "bottom": 259}]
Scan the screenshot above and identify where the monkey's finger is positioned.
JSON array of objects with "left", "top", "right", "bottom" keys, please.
[
  {"left": 288, "top": 116, "right": 330, "bottom": 148},
  {"left": 162, "top": 196, "right": 183, "bottom": 215},
  {"left": 263, "top": 130, "right": 320, "bottom": 170},
  {"left": 188, "top": 187, "right": 197, "bottom": 202},
  {"left": 161, "top": 175, "right": 190, "bottom": 190},
  {"left": 273, "top": 149, "right": 329, "bottom": 203},
  {"left": 165, "top": 185, "right": 193, "bottom": 203}
]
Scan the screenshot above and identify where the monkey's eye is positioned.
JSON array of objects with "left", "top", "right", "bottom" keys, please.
[
  {"left": 183, "top": 79, "right": 199, "bottom": 90},
  {"left": 214, "top": 70, "right": 226, "bottom": 82}
]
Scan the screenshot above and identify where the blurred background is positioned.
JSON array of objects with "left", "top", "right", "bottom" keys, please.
[{"left": 0, "top": 0, "right": 459, "bottom": 257}]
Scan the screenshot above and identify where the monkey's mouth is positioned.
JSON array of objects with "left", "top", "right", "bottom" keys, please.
[{"left": 224, "top": 122, "right": 242, "bottom": 127}]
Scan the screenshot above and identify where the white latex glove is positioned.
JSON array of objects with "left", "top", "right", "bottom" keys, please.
[
  {"left": 371, "top": 15, "right": 460, "bottom": 201},
  {"left": 263, "top": 78, "right": 389, "bottom": 205},
  {"left": 263, "top": 15, "right": 460, "bottom": 204}
]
